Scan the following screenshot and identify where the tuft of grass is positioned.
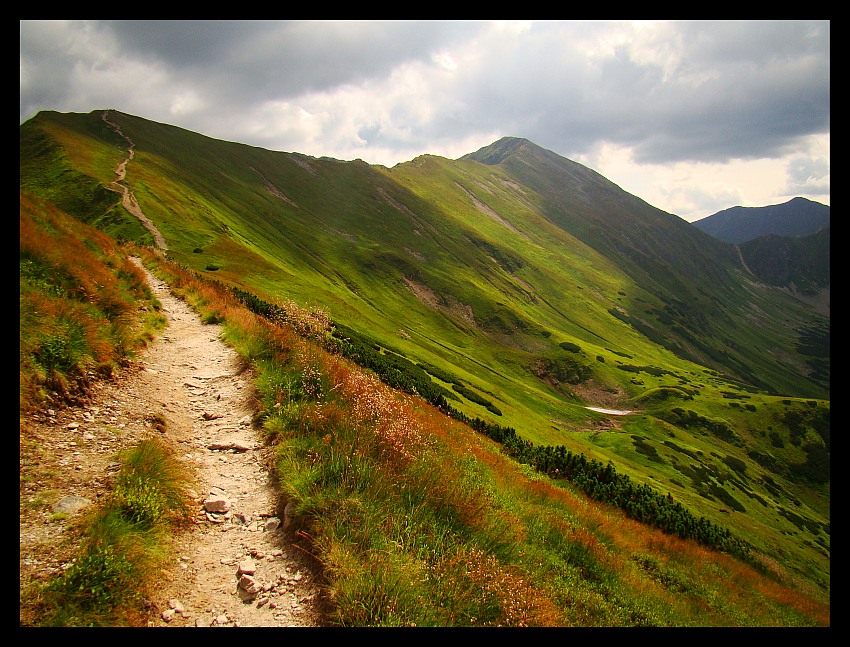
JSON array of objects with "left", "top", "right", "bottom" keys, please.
[
  {"left": 29, "top": 438, "right": 195, "bottom": 626},
  {"left": 43, "top": 512, "right": 145, "bottom": 625}
]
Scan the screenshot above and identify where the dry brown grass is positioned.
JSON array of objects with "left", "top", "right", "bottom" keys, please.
[
  {"left": 433, "top": 545, "right": 566, "bottom": 626},
  {"left": 20, "top": 192, "right": 158, "bottom": 413}
]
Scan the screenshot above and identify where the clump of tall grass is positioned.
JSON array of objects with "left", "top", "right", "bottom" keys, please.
[
  {"left": 112, "top": 437, "right": 194, "bottom": 527},
  {"left": 263, "top": 346, "right": 564, "bottom": 626},
  {"left": 30, "top": 438, "right": 194, "bottom": 626}
]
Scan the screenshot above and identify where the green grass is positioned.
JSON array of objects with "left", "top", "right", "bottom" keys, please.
[{"left": 24, "top": 437, "right": 195, "bottom": 626}]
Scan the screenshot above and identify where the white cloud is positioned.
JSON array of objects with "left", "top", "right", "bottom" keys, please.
[
  {"left": 575, "top": 141, "right": 821, "bottom": 221},
  {"left": 431, "top": 52, "right": 457, "bottom": 71}
]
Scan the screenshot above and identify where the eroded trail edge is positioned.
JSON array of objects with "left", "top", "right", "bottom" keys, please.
[
  {"left": 136, "top": 259, "right": 325, "bottom": 627},
  {"left": 20, "top": 259, "right": 326, "bottom": 627}
]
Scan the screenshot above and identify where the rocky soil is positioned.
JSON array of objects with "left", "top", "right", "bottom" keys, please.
[{"left": 20, "top": 258, "right": 329, "bottom": 627}]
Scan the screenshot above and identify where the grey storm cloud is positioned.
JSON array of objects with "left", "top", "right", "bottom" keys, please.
[
  {"left": 437, "top": 20, "right": 830, "bottom": 165},
  {"left": 785, "top": 156, "right": 830, "bottom": 196},
  {"left": 101, "top": 20, "right": 481, "bottom": 101},
  {"left": 21, "top": 20, "right": 829, "bottom": 169}
]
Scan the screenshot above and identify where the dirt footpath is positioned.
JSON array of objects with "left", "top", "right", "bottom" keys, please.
[{"left": 20, "top": 259, "right": 327, "bottom": 627}]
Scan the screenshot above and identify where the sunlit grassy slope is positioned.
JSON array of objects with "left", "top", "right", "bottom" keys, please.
[{"left": 20, "top": 109, "right": 829, "bottom": 601}]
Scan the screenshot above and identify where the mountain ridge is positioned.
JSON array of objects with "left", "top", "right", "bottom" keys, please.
[
  {"left": 692, "top": 196, "right": 830, "bottom": 244},
  {"left": 19, "top": 110, "right": 828, "bottom": 400},
  {"left": 19, "top": 109, "right": 830, "bottom": 622}
]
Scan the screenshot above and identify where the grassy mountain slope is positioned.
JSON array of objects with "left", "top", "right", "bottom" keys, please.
[
  {"left": 740, "top": 228, "right": 830, "bottom": 293},
  {"left": 461, "top": 137, "right": 826, "bottom": 397},
  {"left": 20, "top": 192, "right": 829, "bottom": 626},
  {"left": 20, "top": 110, "right": 830, "bottom": 605}
]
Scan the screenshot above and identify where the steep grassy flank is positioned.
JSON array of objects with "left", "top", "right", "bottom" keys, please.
[
  {"left": 19, "top": 189, "right": 165, "bottom": 412},
  {"left": 462, "top": 137, "right": 827, "bottom": 398},
  {"left": 740, "top": 229, "right": 830, "bottom": 293}
]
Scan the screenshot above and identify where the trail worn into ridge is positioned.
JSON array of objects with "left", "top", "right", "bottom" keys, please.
[
  {"left": 101, "top": 111, "right": 168, "bottom": 250},
  {"left": 20, "top": 260, "right": 328, "bottom": 627}
]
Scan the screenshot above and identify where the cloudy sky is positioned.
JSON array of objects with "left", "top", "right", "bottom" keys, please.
[{"left": 20, "top": 20, "right": 830, "bottom": 222}]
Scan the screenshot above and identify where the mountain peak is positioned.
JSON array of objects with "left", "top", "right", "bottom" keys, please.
[
  {"left": 460, "top": 137, "right": 534, "bottom": 165},
  {"left": 693, "top": 197, "right": 830, "bottom": 244}
]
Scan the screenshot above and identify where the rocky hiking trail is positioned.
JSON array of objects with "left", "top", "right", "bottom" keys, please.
[{"left": 20, "top": 259, "right": 328, "bottom": 627}]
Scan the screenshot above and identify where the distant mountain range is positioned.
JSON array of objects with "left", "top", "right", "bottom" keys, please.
[
  {"left": 692, "top": 198, "right": 830, "bottom": 299},
  {"left": 692, "top": 197, "right": 830, "bottom": 244}
]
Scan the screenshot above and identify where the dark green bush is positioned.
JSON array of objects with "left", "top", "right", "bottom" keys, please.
[{"left": 559, "top": 341, "right": 582, "bottom": 353}]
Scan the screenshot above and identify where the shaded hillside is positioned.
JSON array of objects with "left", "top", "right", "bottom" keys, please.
[
  {"left": 460, "top": 137, "right": 824, "bottom": 395},
  {"left": 462, "top": 137, "right": 740, "bottom": 280},
  {"left": 740, "top": 228, "right": 830, "bottom": 294},
  {"left": 692, "top": 197, "right": 830, "bottom": 244}
]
